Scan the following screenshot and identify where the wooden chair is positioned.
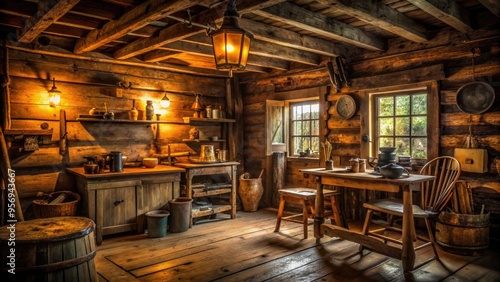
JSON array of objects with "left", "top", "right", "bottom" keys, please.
[
  {"left": 360, "top": 156, "right": 461, "bottom": 260},
  {"left": 274, "top": 187, "right": 341, "bottom": 239}
]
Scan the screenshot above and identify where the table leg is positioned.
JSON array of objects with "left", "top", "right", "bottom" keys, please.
[
  {"left": 401, "top": 184, "right": 416, "bottom": 272},
  {"left": 314, "top": 176, "right": 325, "bottom": 243}
]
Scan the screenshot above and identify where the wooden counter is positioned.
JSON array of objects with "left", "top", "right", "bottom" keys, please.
[
  {"left": 67, "top": 165, "right": 185, "bottom": 244},
  {"left": 66, "top": 165, "right": 185, "bottom": 178}
]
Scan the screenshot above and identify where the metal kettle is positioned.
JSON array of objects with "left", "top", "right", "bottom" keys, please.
[
  {"left": 108, "top": 151, "right": 123, "bottom": 172},
  {"left": 379, "top": 163, "right": 409, "bottom": 179}
]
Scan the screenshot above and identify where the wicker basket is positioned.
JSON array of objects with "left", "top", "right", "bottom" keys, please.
[{"left": 32, "top": 191, "right": 80, "bottom": 218}]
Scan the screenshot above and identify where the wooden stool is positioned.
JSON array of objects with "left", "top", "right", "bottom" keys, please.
[{"left": 274, "top": 187, "right": 341, "bottom": 239}]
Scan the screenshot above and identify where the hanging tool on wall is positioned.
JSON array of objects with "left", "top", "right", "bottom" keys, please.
[{"left": 327, "top": 57, "right": 351, "bottom": 92}]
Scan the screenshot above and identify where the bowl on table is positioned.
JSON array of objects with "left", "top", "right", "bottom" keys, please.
[{"left": 143, "top": 158, "right": 158, "bottom": 168}]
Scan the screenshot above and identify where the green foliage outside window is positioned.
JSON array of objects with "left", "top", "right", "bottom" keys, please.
[
  {"left": 376, "top": 92, "right": 427, "bottom": 159},
  {"left": 291, "top": 101, "right": 320, "bottom": 155}
]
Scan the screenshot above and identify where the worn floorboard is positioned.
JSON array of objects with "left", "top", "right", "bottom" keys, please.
[{"left": 96, "top": 208, "right": 500, "bottom": 281}]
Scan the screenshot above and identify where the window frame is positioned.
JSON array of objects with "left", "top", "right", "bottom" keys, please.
[
  {"left": 360, "top": 81, "right": 439, "bottom": 162},
  {"left": 289, "top": 99, "right": 320, "bottom": 157}
]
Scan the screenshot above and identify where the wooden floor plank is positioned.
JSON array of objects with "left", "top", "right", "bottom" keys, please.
[
  {"left": 94, "top": 208, "right": 500, "bottom": 281},
  {"left": 442, "top": 251, "right": 500, "bottom": 281}
]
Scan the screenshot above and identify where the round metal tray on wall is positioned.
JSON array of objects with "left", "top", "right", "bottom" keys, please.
[{"left": 455, "top": 81, "right": 495, "bottom": 114}]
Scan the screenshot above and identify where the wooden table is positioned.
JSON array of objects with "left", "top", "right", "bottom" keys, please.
[{"left": 300, "top": 167, "right": 435, "bottom": 272}]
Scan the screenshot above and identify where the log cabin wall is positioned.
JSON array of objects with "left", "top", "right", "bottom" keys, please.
[
  {"left": 240, "top": 23, "right": 500, "bottom": 248},
  {"left": 0, "top": 48, "right": 227, "bottom": 218}
]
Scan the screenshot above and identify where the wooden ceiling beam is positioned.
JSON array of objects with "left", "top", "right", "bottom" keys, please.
[
  {"left": 150, "top": 39, "right": 290, "bottom": 71},
  {"left": 6, "top": 40, "right": 229, "bottom": 77},
  {"left": 17, "top": 0, "right": 81, "bottom": 43},
  {"left": 143, "top": 50, "right": 180, "bottom": 62},
  {"left": 253, "top": 2, "right": 386, "bottom": 51},
  {"left": 478, "top": 0, "right": 500, "bottom": 17},
  {"left": 73, "top": 0, "right": 204, "bottom": 54},
  {"left": 238, "top": 18, "right": 345, "bottom": 57},
  {"left": 112, "top": 0, "right": 286, "bottom": 60},
  {"left": 406, "top": 0, "right": 473, "bottom": 33},
  {"left": 317, "top": 0, "right": 428, "bottom": 43}
]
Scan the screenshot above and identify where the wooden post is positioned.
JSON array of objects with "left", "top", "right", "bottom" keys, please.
[
  {"left": 1, "top": 44, "right": 11, "bottom": 130},
  {"left": 272, "top": 152, "right": 285, "bottom": 207}
]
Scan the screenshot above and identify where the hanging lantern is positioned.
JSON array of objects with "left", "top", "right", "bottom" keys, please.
[{"left": 210, "top": 0, "right": 253, "bottom": 72}]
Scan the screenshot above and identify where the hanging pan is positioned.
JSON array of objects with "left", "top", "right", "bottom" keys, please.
[{"left": 455, "top": 81, "right": 495, "bottom": 114}]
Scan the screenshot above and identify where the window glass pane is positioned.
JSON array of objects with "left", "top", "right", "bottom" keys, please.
[
  {"left": 294, "top": 137, "right": 310, "bottom": 153},
  {"left": 311, "top": 137, "right": 320, "bottom": 153},
  {"left": 296, "top": 106, "right": 302, "bottom": 119},
  {"left": 293, "top": 138, "right": 301, "bottom": 155},
  {"left": 395, "top": 138, "right": 410, "bottom": 156},
  {"left": 395, "top": 117, "right": 410, "bottom": 135},
  {"left": 412, "top": 138, "right": 427, "bottom": 159},
  {"left": 378, "top": 97, "right": 394, "bottom": 116},
  {"left": 412, "top": 94, "right": 427, "bottom": 114},
  {"left": 303, "top": 121, "right": 310, "bottom": 135},
  {"left": 293, "top": 121, "right": 301, "bottom": 135},
  {"left": 411, "top": 116, "right": 427, "bottom": 136},
  {"left": 379, "top": 137, "right": 394, "bottom": 147},
  {"left": 312, "top": 120, "right": 319, "bottom": 135},
  {"left": 396, "top": 95, "right": 410, "bottom": 115},
  {"left": 311, "top": 104, "right": 319, "bottom": 119},
  {"left": 303, "top": 105, "right": 310, "bottom": 119},
  {"left": 379, "top": 117, "right": 394, "bottom": 135}
]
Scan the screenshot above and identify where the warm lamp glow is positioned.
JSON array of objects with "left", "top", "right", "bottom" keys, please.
[
  {"left": 160, "top": 92, "right": 170, "bottom": 108},
  {"left": 48, "top": 78, "right": 61, "bottom": 107},
  {"left": 210, "top": 0, "right": 253, "bottom": 73}
]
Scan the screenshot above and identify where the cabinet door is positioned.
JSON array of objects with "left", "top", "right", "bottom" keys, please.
[{"left": 97, "top": 186, "right": 137, "bottom": 235}]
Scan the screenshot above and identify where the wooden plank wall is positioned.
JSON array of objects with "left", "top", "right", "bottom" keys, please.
[
  {"left": 240, "top": 24, "right": 500, "bottom": 247},
  {"left": 0, "top": 49, "right": 227, "bottom": 217}
]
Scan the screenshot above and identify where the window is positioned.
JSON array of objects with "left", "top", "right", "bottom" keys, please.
[
  {"left": 374, "top": 90, "right": 427, "bottom": 159},
  {"left": 290, "top": 100, "right": 320, "bottom": 156},
  {"left": 361, "top": 82, "right": 439, "bottom": 162}
]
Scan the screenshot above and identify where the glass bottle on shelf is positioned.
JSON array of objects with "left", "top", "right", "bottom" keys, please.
[{"left": 146, "top": 100, "right": 154, "bottom": 120}]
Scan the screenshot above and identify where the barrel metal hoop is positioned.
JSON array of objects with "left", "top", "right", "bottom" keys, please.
[{"left": 12, "top": 250, "right": 96, "bottom": 273}]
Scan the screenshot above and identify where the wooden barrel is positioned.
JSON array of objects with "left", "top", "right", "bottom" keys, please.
[
  {"left": 435, "top": 210, "right": 490, "bottom": 256},
  {"left": 0, "top": 217, "right": 98, "bottom": 282}
]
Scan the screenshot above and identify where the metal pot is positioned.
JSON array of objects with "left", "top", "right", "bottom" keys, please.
[
  {"left": 379, "top": 163, "right": 410, "bottom": 179},
  {"left": 108, "top": 151, "right": 123, "bottom": 172},
  {"left": 455, "top": 81, "right": 495, "bottom": 114}
]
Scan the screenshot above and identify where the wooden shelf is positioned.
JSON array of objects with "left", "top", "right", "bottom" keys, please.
[
  {"left": 182, "top": 117, "right": 235, "bottom": 124},
  {"left": 182, "top": 139, "right": 226, "bottom": 143},
  {"left": 3, "top": 129, "right": 53, "bottom": 136},
  {"left": 192, "top": 204, "right": 232, "bottom": 218},
  {"left": 77, "top": 118, "right": 184, "bottom": 124}
]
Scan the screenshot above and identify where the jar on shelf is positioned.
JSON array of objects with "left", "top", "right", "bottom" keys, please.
[
  {"left": 146, "top": 100, "right": 154, "bottom": 120},
  {"left": 205, "top": 105, "right": 212, "bottom": 119}
]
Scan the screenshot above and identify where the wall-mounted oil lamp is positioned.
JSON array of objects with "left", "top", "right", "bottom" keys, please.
[
  {"left": 48, "top": 78, "right": 61, "bottom": 107},
  {"left": 160, "top": 92, "right": 171, "bottom": 109}
]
